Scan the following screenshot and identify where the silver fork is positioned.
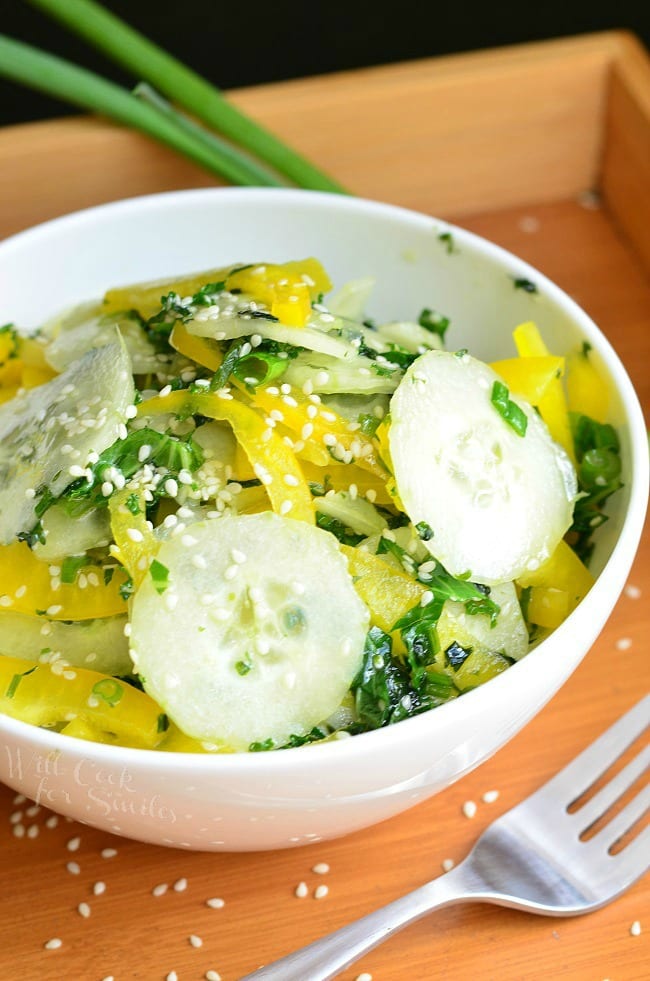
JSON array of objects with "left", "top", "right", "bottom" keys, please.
[{"left": 240, "top": 695, "right": 649, "bottom": 981}]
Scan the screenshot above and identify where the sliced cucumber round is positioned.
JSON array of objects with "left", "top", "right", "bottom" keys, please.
[
  {"left": 0, "top": 611, "right": 131, "bottom": 675},
  {"left": 129, "top": 512, "right": 370, "bottom": 750},
  {"left": 388, "top": 350, "right": 577, "bottom": 584},
  {"left": 0, "top": 338, "right": 134, "bottom": 543}
]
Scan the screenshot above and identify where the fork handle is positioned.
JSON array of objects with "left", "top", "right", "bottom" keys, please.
[{"left": 238, "top": 865, "right": 470, "bottom": 981}]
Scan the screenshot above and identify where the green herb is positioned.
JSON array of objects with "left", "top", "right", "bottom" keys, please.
[
  {"left": 209, "top": 340, "right": 247, "bottom": 391},
  {"left": 157, "top": 712, "right": 170, "bottom": 733},
  {"left": 118, "top": 576, "right": 134, "bottom": 601},
  {"left": 357, "top": 413, "right": 382, "bottom": 437},
  {"left": 60, "top": 554, "right": 88, "bottom": 584},
  {"left": 418, "top": 308, "right": 450, "bottom": 341},
  {"left": 490, "top": 381, "right": 528, "bottom": 437},
  {"left": 415, "top": 521, "right": 434, "bottom": 541},
  {"left": 103, "top": 566, "right": 115, "bottom": 586},
  {"left": 91, "top": 678, "right": 124, "bottom": 707},
  {"left": 232, "top": 351, "right": 290, "bottom": 390},
  {"left": 569, "top": 413, "right": 623, "bottom": 563},
  {"left": 351, "top": 627, "right": 423, "bottom": 729},
  {"left": 438, "top": 231, "right": 456, "bottom": 254},
  {"left": 5, "top": 666, "right": 37, "bottom": 699},
  {"left": 444, "top": 640, "right": 473, "bottom": 670},
  {"left": 249, "top": 737, "right": 275, "bottom": 752},
  {"left": 235, "top": 659, "right": 252, "bottom": 676},
  {"left": 280, "top": 727, "right": 326, "bottom": 748},
  {"left": 149, "top": 559, "right": 170, "bottom": 595},
  {"left": 125, "top": 493, "right": 141, "bottom": 515},
  {"left": 513, "top": 277, "right": 538, "bottom": 293},
  {"left": 315, "top": 512, "right": 364, "bottom": 547}
]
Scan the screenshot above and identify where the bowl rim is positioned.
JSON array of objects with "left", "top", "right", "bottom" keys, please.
[{"left": 0, "top": 186, "right": 647, "bottom": 772}]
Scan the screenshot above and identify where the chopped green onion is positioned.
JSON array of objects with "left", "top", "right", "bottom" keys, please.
[
  {"left": 0, "top": 34, "right": 281, "bottom": 188},
  {"left": 25, "top": 0, "right": 347, "bottom": 193},
  {"left": 6, "top": 667, "right": 37, "bottom": 700},
  {"left": 60, "top": 555, "right": 89, "bottom": 584},
  {"left": 490, "top": 381, "right": 528, "bottom": 437},
  {"left": 418, "top": 308, "right": 450, "bottom": 341},
  {"left": 91, "top": 678, "right": 124, "bottom": 706}
]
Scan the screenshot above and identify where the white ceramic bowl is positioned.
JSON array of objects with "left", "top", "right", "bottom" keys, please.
[{"left": 0, "top": 189, "right": 647, "bottom": 851}]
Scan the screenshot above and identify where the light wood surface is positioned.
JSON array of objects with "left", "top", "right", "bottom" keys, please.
[{"left": 0, "top": 32, "right": 648, "bottom": 981}]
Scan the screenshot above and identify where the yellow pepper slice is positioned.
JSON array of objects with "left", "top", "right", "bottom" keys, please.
[
  {"left": 170, "top": 322, "right": 224, "bottom": 372},
  {"left": 108, "top": 489, "right": 159, "bottom": 588},
  {"left": 0, "top": 654, "right": 164, "bottom": 749},
  {"left": 513, "top": 322, "right": 575, "bottom": 463},
  {"left": 299, "top": 460, "right": 394, "bottom": 507},
  {"left": 138, "top": 391, "right": 314, "bottom": 523},
  {"left": 517, "top": 539, "right": 594, "bottom": 629},
  {"left": 102, "top": 265, "right": 235, "bottom": 319},
  {"left": 0, "top": 333, "right": 57, "bottom": 392},
  {"left": 566, "top": 346, "right": 609, "bottom": 423},
  {"left": 225, "top": 259, "right": 331, "bottom": 327},
  {"left": 340, "top": 544, "right": 425, "bottom": 634},
  {"left": 490, "top": 355, "right": 565, "bottom": 406},
  {"left": 0, "top": 541, "right": 128, "bottom": 620}
]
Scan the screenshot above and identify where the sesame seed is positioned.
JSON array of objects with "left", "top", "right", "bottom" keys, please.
[
  {"left": 164, "top": 593, "right": 179, "bottom": 612},
  {"left": 205, "top": 972, "right": 222, "bottom": 981},
  {"left": 9, "top": 811, "right": 23, "bottom": 824},
  {"left": 206, "top": 897, "right": 225, "bottom": 909},
  {"left": 462, "top": 800, "right": 477, "bottom": 819},
  {"left": 482, "top": 790, "right": 499, "bottom": 804},
  {"left": 181, "top": 534, "right": 198, "bottom": 547},
  {"left": 45, "top": 815, "right": 59, "bottom": 830},
  {"left": 630, "top": 920, "right": 642, "bottom": 936},
  {"left": 301, "top": 422, "right": 314, "bottom": 440},
  {"left": 356, "top": 974, "right": 373, "bottom": 981},
  {"left": 126, "top": 527, "right": 144, "bottom": 543},
  {"left": 441, "top": 858, "right": 455, "bottom": 872},
  {"left": 44, "top": 938, "right": 63, "bottom": 950},
  {"left": 101, "top": 848, "right": 118, "bottom": 859},
  {"left": 173, "top": 878, "right": 188, "bottom": 892},
  {"left": 93, "top": 881, "right": 106, "bottom": 895},
  {"left": 165, "top": 478, "right": 179, "bottom": 497},
  {"left": 224, "top": 564, "right": 239, "bottom": 580},
  {"left": 231, "top": 548, "right": 247, "bottom": 564},
  {"left": 283, "top": 474, "right": 299, "bottom": 486},
  {"left": 67, "top": 836, "right": 81, "bottom": 851},
  {"left": 322, "top": 433, "right": 337, "bottom": 446},
  {"left": 166, "top": 973, "right": 178, "bottom": 981},
  {"left": 261, "top": 428, "right": 273, "bottom": 442},
  {"left": 152, "top": 883, "right": 168, "bottom": 897},
  {"left": 27, "top": 824, "right": 39, "bottom": 839},
  {"left": 616, "top": 637, "right": 632, "bottom": 651},
  {"left": 189, "top": 934, "right": 203, "bottom": 948},
  {"left": 192, "top": 554, "right": 207, "bottom": 570},
  {"left": 46, "top": 604, "right": 63, "bottom": 616},
  {"left": 314, "top": 884, "right": 329, "bottom": 899},
  {"left": 66, "top": 861, "right": 81, "bottom": 875},
  {"left": 12, "top": 824, "right": 25, "bottom": 838},
  {"left": 280, "top": 500, "right": 293, "bottom": 515},
  {"left": 294, "top": 881, "right": 308, "bottom": 898},
  {"left": 312, "top": 862, "right": 330, "bottom": 874},
  {"left": 420, "top": 590, "right": 434, "bottom": 607},
  {"left": 78, "top": 902, "right": 91, "bottom": 918},
  {"left": 624, "top": 583, "right": 642, "bottom": 599}
]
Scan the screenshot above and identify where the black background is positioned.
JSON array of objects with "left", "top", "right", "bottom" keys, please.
[{"left": 2, "top": 0, "right": 650, "bottom": 126}]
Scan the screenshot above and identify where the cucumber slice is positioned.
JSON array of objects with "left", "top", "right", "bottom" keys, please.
[
  {"left": 0, "top": 611, "right": 131, "bottom": 675},
  {"left": 33, "top": 504, "right": 111, "bottom": 561},
  {"left": 437, "top": 581, "right": 529, "bottom": 662},
  {"left": 129, "top": 513, "right": 370, "bottom": 750},
  {"left": 0, "top": 339, "right": 134, "bottom": 543},
  {"left": 389, "top": 350, "right": 577, "bottom": 585},
  {"left": 45, "top": 304, "right": 161, "bottom": 375}
]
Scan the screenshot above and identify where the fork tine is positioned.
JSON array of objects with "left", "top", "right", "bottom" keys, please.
[
  {"left": 534, "top": 695, "right": 649, "bottom": 804},
  {"left": 598, "top": 824, "right": 650, "bottom": 893},
  {"left": 572, "top": 745, "right": 650, "bottom": 833},
  {"left": 587, "top": 784, "right": 650, "bottom": 853}
]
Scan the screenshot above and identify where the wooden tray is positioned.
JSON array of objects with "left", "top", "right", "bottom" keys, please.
[{"left": 1, "top": 30, "right": 648, "bottom": 981}]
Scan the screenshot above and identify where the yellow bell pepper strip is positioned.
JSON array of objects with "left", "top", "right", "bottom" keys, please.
[
  {"left": 0, "top": 653, "right": 164, "bottom": 749},
  {"left": 512, "top": 322, "right": 575, "bottom": 463},
  {"left": 169, "top": 321, "right": 224, "bottom": 372},
  {"left": 490, "top": 355, "right": 566, "bottom": 407},
  {"left": 102, "top": 264, "right": 236, "bottom": 318},
  {"left": 225, "top": 259, "right": 332, "bottom": 328},
  {"left": 299, "top": 460, "right": 394, "bottom": 507},
  {"left": 566, "top": 345, "right": 609, "bottom": 423},
  {"left": 137, "top": 390, "right": 314, "bottom": 523},
  {"left": 251, "top": 383, "right": 386, "bottom": 479},
  {"left": 0, "top": 541, "right": 128, "bottom": 620},
  {"left": 516, "top": 539, "right": 594, "bottom": 629},
  {"left": 0, "top": 331, "right": 57, "bottom": 392},
  {"left": 340, "top": 544, "right": 425, "bottom": 634},
  {"left": 108, "top": 488, "right": 159, "bottom": 589}
]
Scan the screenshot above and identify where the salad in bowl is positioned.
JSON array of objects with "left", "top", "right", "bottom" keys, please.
[
  {"left": 0, "top": 255, "right": 619, "bottom": 753},
  {"left": 0, "top": 188, "right": 644, "bottom": 851}
]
